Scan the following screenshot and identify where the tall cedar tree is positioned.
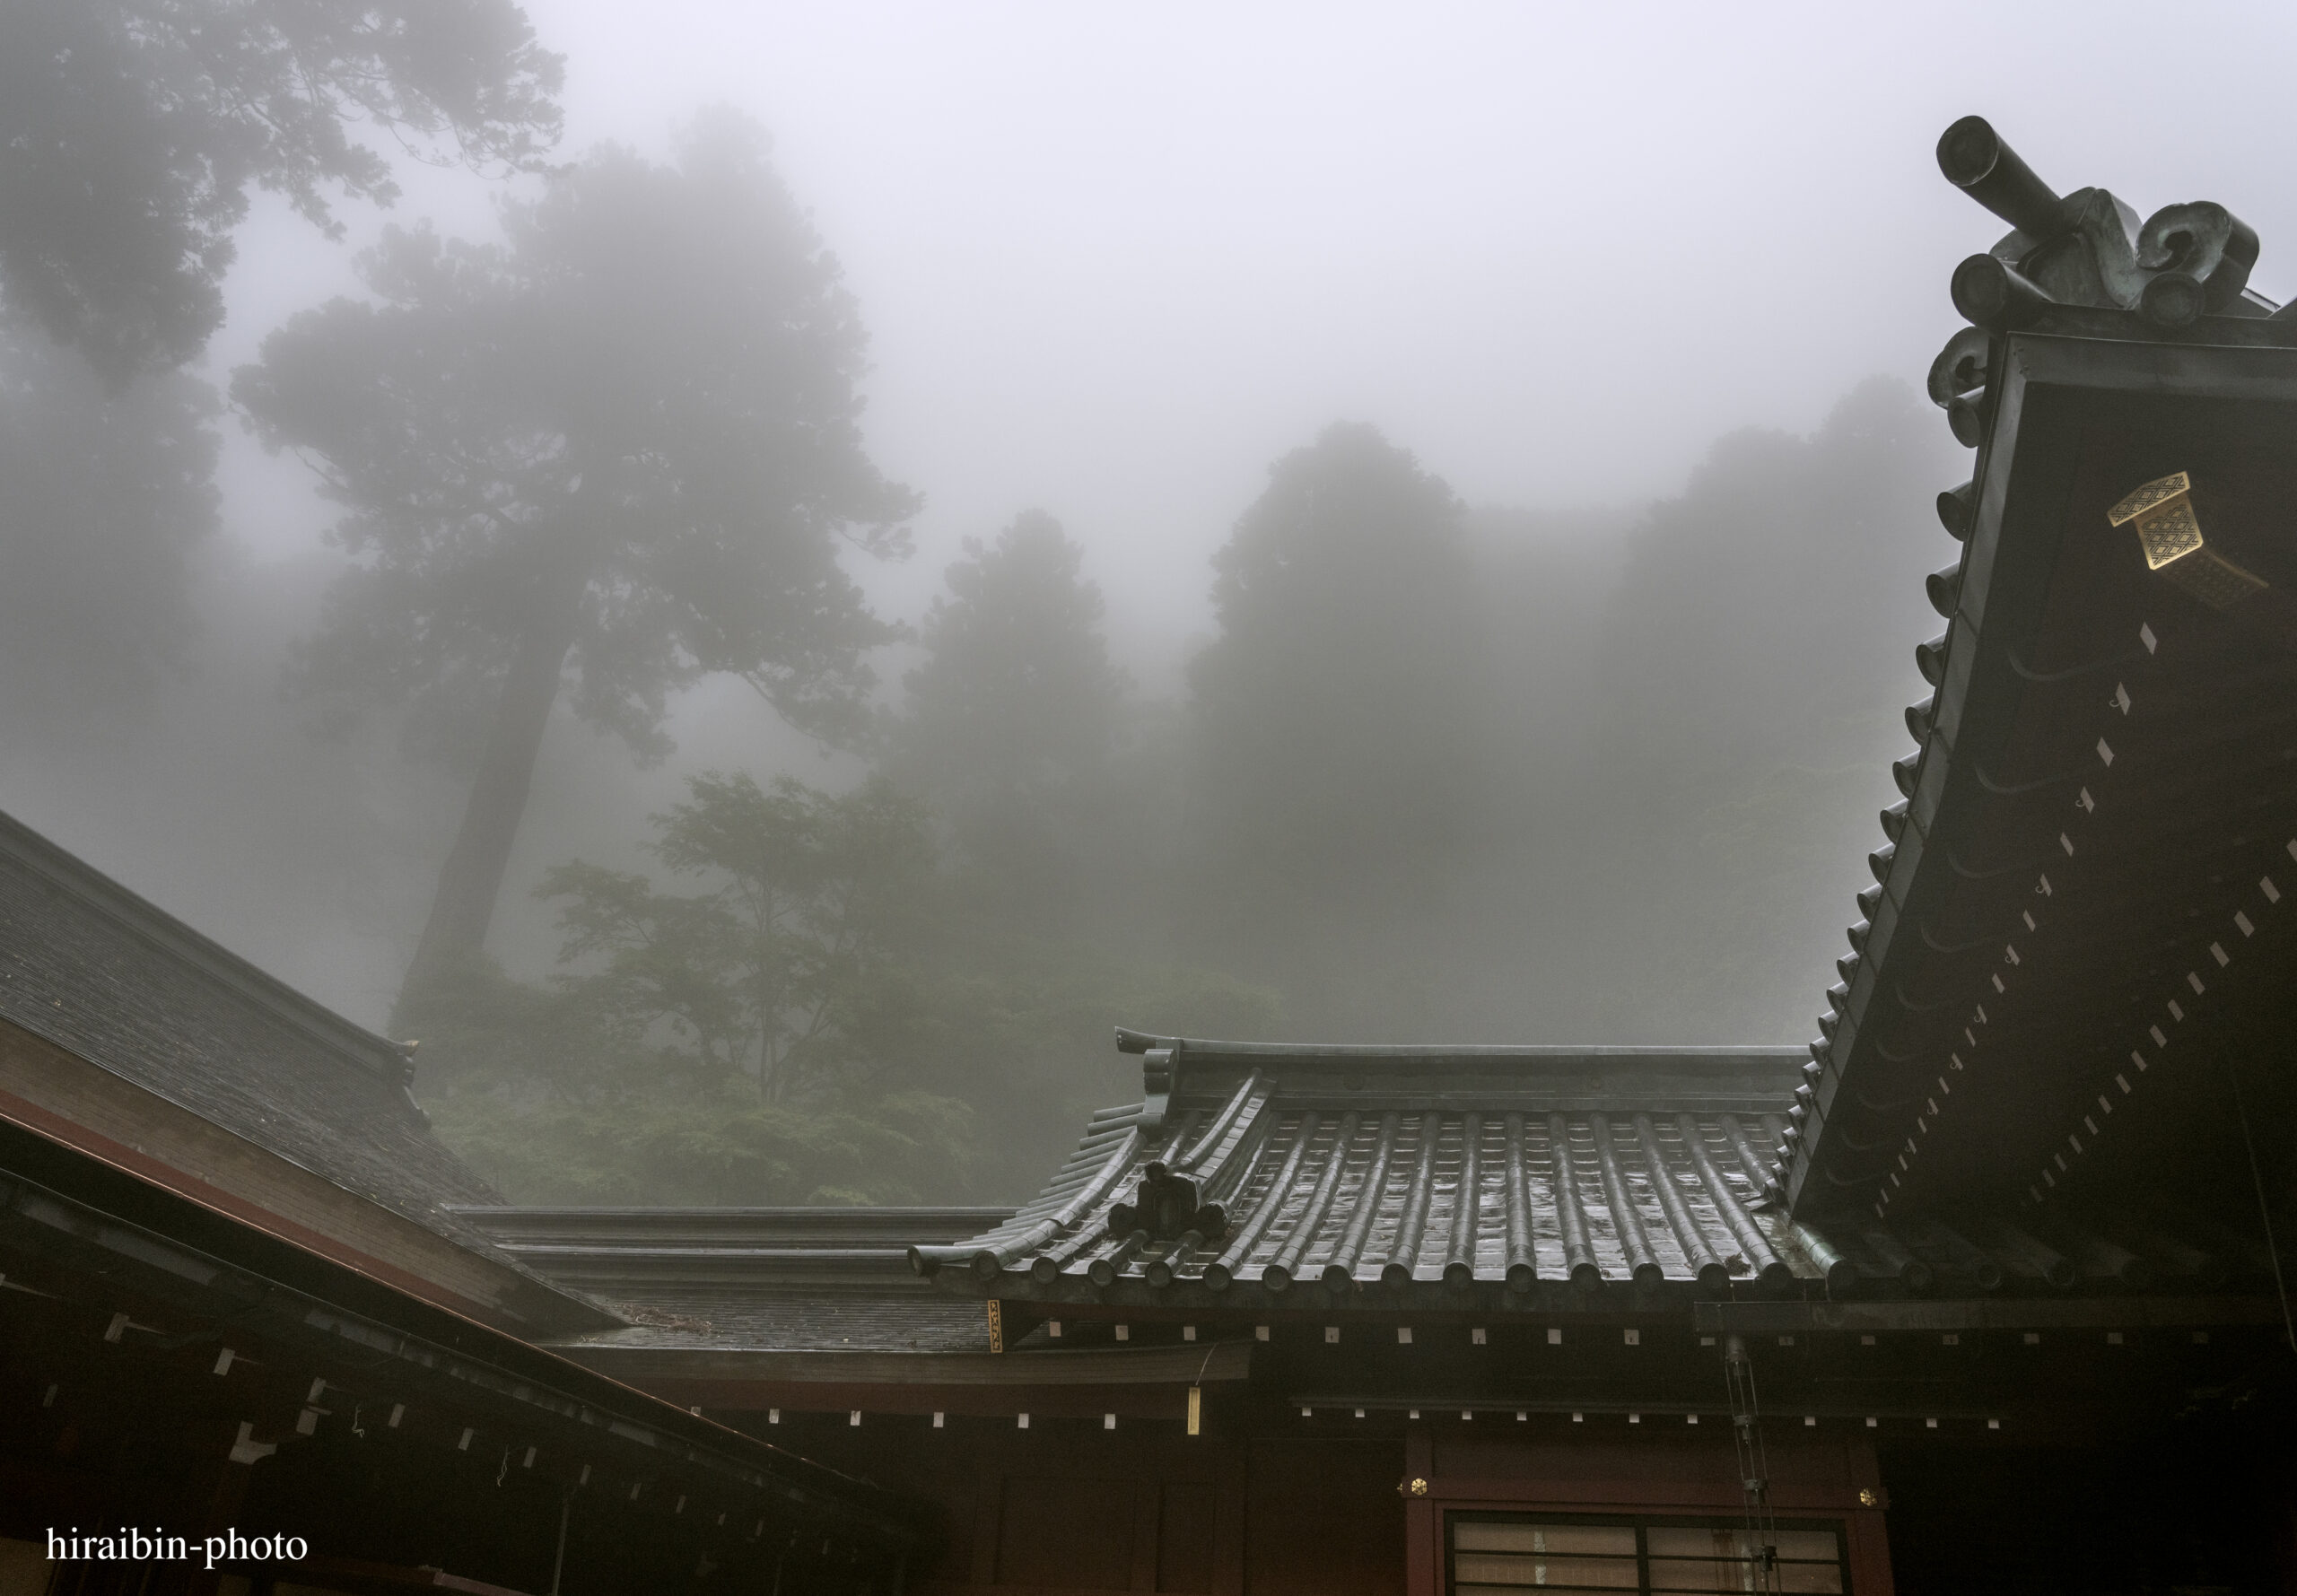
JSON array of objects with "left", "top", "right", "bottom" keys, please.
[
  {"left": 0, "top": 0, "right": 562, "bottom": 381},
  {"left": 1189, "top": 423, "right": 1495, "bottom": 938},
  {"left": 234, "top": 112, "right": 917, "bottom": 1002},
  {"left": 895, "top": 511, "right": 1127, "bottom": 920}
]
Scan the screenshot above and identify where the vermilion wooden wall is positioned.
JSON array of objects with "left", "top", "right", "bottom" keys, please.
[{"left": 752, "top": 1413, "right": 1883, "bottom": 1596}]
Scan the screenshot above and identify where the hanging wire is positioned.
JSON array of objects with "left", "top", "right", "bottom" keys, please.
[
  {"left": 1723, "top": 1333, "right": 1783, "bottom": 1595},
  {"left": 549, "top": 1485, "right": 572, "bottom": 1596},
  {"left": 2220, "top": 1047, "right": 2295, "bottom": 1353}
]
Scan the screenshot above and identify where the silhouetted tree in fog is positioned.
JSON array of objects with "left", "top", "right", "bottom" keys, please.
[
  {"left": 1591, "top": 378, "right": 1943, "bottom": 778},
  {"left": 894, "top": 511, "right": 1129, "bottom": 920},
  {"left": 233, "top": 111, "right": 917, "bottom": 1008},
  {"left": 541, "top": 772, "right": 936, "bottom": 1105},
  {"left": 1189, "top": 423, "right": 1498, "bottom": 958},
  {"left": 418, "top": 771, "right": 974, "bottom": 1206},
  {"left": 1559, "top": 377, "right": 1958, "bottom": 1041},
  {"left": 0, "top": 0, "right": 562, "bottom": 380},
  {"left": 0, "top": 317, "right": 218, "bottom": 727}
]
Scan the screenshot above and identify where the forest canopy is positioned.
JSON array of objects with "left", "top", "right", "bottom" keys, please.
[
  {"left": 412, "top": 381, "right": 1955, "bottom": 1205},
  {"left": 0, "top": 0, "right": 1963, "bottom": 1207}
]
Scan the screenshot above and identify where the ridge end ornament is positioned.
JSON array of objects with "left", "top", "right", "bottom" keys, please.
[
  {"left": 1926, "top": 117, "right": 2273, "bottom": 449},
  {"left": 1936, "top": 116, "right": 2260, "bottom": 331},
  {"left": 1106, "top": 1160, "right": 1229, "bottom": 1259}
]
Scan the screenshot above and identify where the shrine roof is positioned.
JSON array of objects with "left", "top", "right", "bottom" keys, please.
[
  {"left": 455, "top": 1205, "right": 1015, "bottom": 1354},
  {"left": 908, "top": 1037, "right": 1815, "bottom": 1304},
  {"left": 1787, "top": 119, "right": 2297, "bottom": 1230},
  {"left": 0, "top": 807, "right": 597, "bottom": 1327}
]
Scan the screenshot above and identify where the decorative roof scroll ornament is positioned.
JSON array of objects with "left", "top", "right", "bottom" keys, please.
[
  {"left": 1938, "top": 115, "right": 2261, "bottom": 333},
  {"left": 1791, "top": 119, "right": 2295, "bottom": 1217},
  {"left": 1105, "top": 1161, "right": 1226, "bottom": 1246},
  {"left": 1924, "top": 117, "right": 2285, "bottom": 486}
]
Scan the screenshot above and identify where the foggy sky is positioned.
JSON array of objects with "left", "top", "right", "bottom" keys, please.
[
  {"left": 206, "top": 1, "right": 2297, "bottom": 667},
  {"left": 13, "top": 1, "right": 2297, "bottom": 1031}
]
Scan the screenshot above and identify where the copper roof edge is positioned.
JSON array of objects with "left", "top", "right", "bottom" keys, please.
[{"left": 1113, "top": 1029, "right": 1804, "bottom": 1066}]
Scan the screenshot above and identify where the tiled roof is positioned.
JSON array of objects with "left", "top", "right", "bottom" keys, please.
[
  {"left": 909, "top": 1036, "right": 1816, "bottom": 1304},
  {"left": 454, "top": 1206, "right": 1015, "bottom": 1352},
  {"left": 0, "top": 807, "right": 555, "bottom": 1285},
  {"left": 907, "top": 1034, "right": 2284, "bottom": 1308},
  {"left": 1793, "top": 123, "right": 2297, "bottom": 1225}
]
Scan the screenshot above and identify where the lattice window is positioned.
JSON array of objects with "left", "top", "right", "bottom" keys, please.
[{"left": 1449, "top": 1514, "right": 1848, "bottom": 1596}]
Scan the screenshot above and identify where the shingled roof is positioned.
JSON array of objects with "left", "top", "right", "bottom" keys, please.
[
  {"left": 0, "top": 807, "right": 603, "bottom": 1329},
  {"left": 909, "top": 1035, "right": 1815, "bottom": 1304}
]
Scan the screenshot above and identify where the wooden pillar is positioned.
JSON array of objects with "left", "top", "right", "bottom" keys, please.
[
  {"left": 1212, "top": 1435, "right": 1246, "bottom": 1596},
  {"left": 2275, "top": 1456, "right": 2297, "bottom": 1596},
  {"left": 1846, "top": 1436, "right": 1896, "bottom": 1596},
  {"left": 968, "top": 1441, "right": 1001, "bottom": 1588},
  {"left": 1130, "top": 1479, "right": 1162, "bottom": 1591},
  {"left": 1403, "top": 1425, "right": 1437, "bottom": 1596}
]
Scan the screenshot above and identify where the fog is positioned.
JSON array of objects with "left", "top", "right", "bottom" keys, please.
[{"left": 4, "top": 2, "right": 2293, "bottom": 1199}]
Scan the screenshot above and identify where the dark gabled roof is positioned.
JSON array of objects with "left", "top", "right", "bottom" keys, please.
[
  {"left": 910, "top": 1035, "right": 1816, "bottom": 1303},
  {"left": 454, "top": 1206, "right": 1016, "bottom": 1353},
  {"left": 908, "top": 1033, "right": 2286, "bottom": 1310},
  {"left": 1790, "top": 121, "right": 2297, "bottom": 1231},
  {"left": 453, "top": 1206, "right": 1264, "bottom": 1405},
  {"left": 0, "top": 807, "right": 571, "bottom": 1298}
]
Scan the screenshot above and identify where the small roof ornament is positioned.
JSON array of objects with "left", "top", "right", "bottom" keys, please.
[
  {"left": 1925, "top": 116, "right": 2283, "bottom": 460},
  {"left": 2107, "top": 471, "right": 2267, "bottom": 611}
]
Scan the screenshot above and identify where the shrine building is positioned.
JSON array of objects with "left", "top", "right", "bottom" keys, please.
[{"left": 4, "top": 117, "right": 2297, "bottom": 1596}]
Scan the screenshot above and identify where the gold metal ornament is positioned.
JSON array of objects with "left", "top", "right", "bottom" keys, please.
[{"left": 2108, "top": 471, "right": 2267, "bottom": 609}]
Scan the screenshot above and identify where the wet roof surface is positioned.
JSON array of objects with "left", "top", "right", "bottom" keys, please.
[
  {"left": 912, "top": 1041, "right": 1815, "bottom": 1304},
  {"left": 0, "top": 808, "right": 533, "bottom": 1275},
  {"left": 453, "top": 1206, "right": 1012, "bottom": 1352}
]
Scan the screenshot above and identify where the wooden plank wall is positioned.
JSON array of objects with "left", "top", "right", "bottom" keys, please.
[
  {"left": 779, "top": 1419, "right": 1401, "bottom": 1596},
  {"left": 773, "top": 1417, "right": 1885, "bottom": 1596}
]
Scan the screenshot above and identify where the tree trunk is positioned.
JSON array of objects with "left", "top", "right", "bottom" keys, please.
[{"left": 398, "top": 549, "right": 591, "bottom": 1009}]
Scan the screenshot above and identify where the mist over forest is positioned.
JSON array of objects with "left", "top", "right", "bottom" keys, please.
[{"left": 4, "top": 1, "right": 2288, "bottom": 1205}]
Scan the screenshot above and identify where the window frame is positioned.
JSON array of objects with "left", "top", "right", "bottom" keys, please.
[{"left": 1444, "top": 1510, "right": 1853, "bottom": 1596}]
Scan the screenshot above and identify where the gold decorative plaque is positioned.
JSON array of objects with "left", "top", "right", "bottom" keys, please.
[{"left": 2108, "top": 471, "right": 2267, "bottom": 609}]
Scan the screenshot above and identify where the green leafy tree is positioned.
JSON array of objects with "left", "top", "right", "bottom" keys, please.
[
  {"left": 233, "top": 112, "right": 917, "bottom": 1002},
  {"left": 894, "top": 510, "right": 1129, "bottom": 919},
  {"left": 540, "top": 772, "right": 937, "bottom": 1104},
  {"left": 1188, "top": 423, "right": 1499, "bottom": 949},
  {"left": 407, "top": 758, "right": 1288, "bottom": 1203},
  {"left": 0, "top": 0, "right": 562, "bottom": 380},
  {"left": 431, "top": 1088, "right": 974, "bottom": 1208},
  {"left": 416, "top": 770, "right": 973, "bottom": 1205},
  {"left": 0, "top": 315, "right": 219, "bottom": 726}
]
